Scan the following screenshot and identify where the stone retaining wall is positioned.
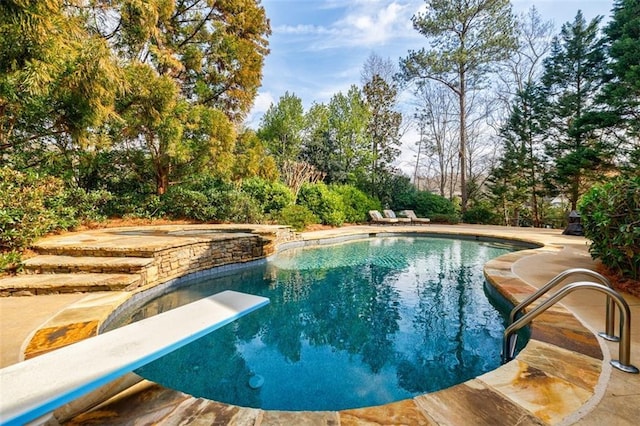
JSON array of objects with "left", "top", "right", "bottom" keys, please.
[{"left": 148, "top": 235, "right": 266, "bottom": 287}]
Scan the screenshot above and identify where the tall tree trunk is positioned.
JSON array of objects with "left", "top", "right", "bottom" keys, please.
[{"left": 459, "top": 71, "right": 468, "bottom": 212}]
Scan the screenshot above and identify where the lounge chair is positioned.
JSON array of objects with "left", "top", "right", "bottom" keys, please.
[
  {"left": 383, "top": 210, "right": 411, "bottom": 223},
  {"left": 400, "top": 210, "right": 430, "bottom": 224},
  {"left": 369, "top": 210, "right": 398, "bottom": 224}
]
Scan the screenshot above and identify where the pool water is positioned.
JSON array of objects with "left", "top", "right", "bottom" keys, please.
[{"left": 131, "top": 237, "right": 519, "bottom": 411}]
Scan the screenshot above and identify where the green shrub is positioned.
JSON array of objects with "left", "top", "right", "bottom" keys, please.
[
  {"left": 331, "top": 184, "right": 382, "bottom": 223},
  {"left": 221, "top": 191, "right": 264, "bottom": 224},
  {"left": 160, "top": 186, "right": 215, "bottom": 221},
  {"left": 0, "top": 167, "right": 68, "bottom": 251},
  {"left": 394, "top": 187, "right": 456, "bottom": 218},
  {"left": 579, "top": 176, "right": 640, "bottom": 279},
  {"left": 241, "top": 177, "right": 294, "bottom": 214},
  {"left": 0, "top": 251, "right": 23, "bottom": 274},
  {"left": 297, "top": 183, "right": 345, "bottom": 226},
  {"left": 462, "top": 204, "right": 497, "bottom": 224},
  {"left": 108, "top": 194, "right": 162, "bottom": 218},
  {"left": 277, "top": 205, "right": 318, "bottom": 231},
  {"left": 429, "top": 213, "right": 460, "bottom": 224}
]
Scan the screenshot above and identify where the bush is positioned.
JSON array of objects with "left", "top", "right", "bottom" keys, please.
[
  {"left": 394, "top": 187, "right": 457, "bottom": 218},
  {"left": 297, "top": 183, "right": 345, "bottom": 226},
  {"left": 0, "top": 168, "right": 69, "bottom": 251},
  {"left": 462, "top": 204, "right": 497, "bottom": 225},
  {"left": 241, "top": 177, "right": 294, "bottom": 214},
  {"left": 277, "top": 205, "right": 318, "bottom": 231},
  {"left": 221, "top": 191, "right": 264, "bottom": 224},
  {"left": 429, "top": 214, "right": 460, "bottom": 224},
  {"left": 0, "top": 251, "right": 23, "bottom": 274},
  {"left": 159, "top": 186, "right": 215, "bottom": 221},
  {"left": 579, "top": 176, "right": 640, "bottom": 279},
  {"left": 331, "top": 184, "right": 382, "bottom": 223}
]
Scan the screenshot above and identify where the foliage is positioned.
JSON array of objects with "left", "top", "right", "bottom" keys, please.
[
  {"left": 0, "top": 250, "right": 22, "bottom": 275},
  {"left": 602, "top": 0, "right": 640, "bottom": 141},
  {"left": 241, "top": 177, "right": 294, "bottom": 214},
  {"left": 542, "top": 11, "right": 611, "bottom": 210},
  {"left": 490, "top": 83, "right": 549, "bottom": 227},
  {"left": 429, "top": 214, "right": 460, "bottom": 225},
  {"left": 232, "top": 129, "right": 279, "bottom": 181},
  {"left": 462, "top": 204, "right": 498, "bottom": 225},
  {"left": 276, "top": 205, "right": 318, "bottom": 231},
  {"left": 0, "top": 167, "right": 110, "bottom": 252},
  {"left": 400, "top": 0, "right": 517, "bottom": 212},
  {"left": 221, "top": 191, "right": 264, "bottom": 224},
  {"left": 297, "top": 183, "right": 346, "bottom": 227},
  {"left": 258, "top": 92, "right": 305, "bottom": 164},
  {"left": 301, "top": 87, "right": 370, "bottom": 185},
  {"left": 587, "top": 0, "right": 640, "bottom": 170},
  {"left": 391, "top": 177, "right": 456, "bottom": 218},
  {"left": 330, "top": 185, "right": 382, "bottom": 223},
  {"left": 579, "top": 176, "right": 640, "bottom": 279},
  {"left": 363, "top": 74, "right": 402, "bottom": 199},
  {"left": 159, "top": 186, "right": 214, "bottom": 221},
  {"left": 280, "top": 160, "right": 325, "bottom": 201},
  {"left": 157, "top": 178, "right": 265, "bottom": 224}
]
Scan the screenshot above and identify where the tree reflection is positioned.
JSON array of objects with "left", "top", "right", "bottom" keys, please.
[{"left": 133, "top": 238, "right": 511, "bottom": 409}]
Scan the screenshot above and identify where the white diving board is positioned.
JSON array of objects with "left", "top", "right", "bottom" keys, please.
[{"left": 0, "top": 290, "right": 269, "bottom": 426}]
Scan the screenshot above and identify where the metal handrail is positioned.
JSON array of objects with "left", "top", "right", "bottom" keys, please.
[
  {"left": 502, "top": 281, "right": 639, "bottom": 374},
  {"left": 509, "top": 268, "right": 618, "bottom": 342}
]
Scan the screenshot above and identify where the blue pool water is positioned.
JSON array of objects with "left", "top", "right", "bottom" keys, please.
[{"left": 129, "top": 237, "right": 520, "bottom": 411}]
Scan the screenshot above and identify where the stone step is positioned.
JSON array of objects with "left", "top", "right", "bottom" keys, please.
[
  {"left": 32, "top": 246, "right": 157, "bottom": 258},
  {"left": 0, "top": 273, "right": 143, "bottom": 296},
  {"left": 23, "top": 256, "right": 154, "bottom": 275}
]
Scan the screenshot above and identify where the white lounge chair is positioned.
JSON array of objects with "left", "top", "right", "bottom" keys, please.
[
  {"left": 400, "top": 210, "right": 430, "bottom": 224},
  {"left": 383, "top": 210, "right": 411, "bottom": 223},
  {"left": 369, "top": 210, "right": 398, "bottom": 224}
]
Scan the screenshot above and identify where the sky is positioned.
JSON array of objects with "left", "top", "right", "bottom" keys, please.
[{"left": 246, "top": 0, "right": 616, "bottom": 172}]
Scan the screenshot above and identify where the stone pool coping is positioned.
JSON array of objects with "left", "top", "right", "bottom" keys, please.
[{"left": 4, "top": 225, "right": 623, "bottom": 424}]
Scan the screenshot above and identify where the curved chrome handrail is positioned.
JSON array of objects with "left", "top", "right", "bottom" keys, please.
[
  {"left": 509, "top": 268, "right": 618, "bottom": 341},
  {"left": 502, "top": 281, "right": 638, "bottom": 374}
]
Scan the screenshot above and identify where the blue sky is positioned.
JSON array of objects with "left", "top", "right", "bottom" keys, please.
[{"left": 246, "top": 0, "right": 615, "bottom": 171}]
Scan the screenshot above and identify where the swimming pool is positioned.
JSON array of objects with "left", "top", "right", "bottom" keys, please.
[{"left": 120, "top": 236, "right": 523, "bottom": 411}]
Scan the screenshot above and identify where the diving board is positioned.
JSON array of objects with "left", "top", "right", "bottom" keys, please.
[{"left": 0, "top": 290, "right": 269, "bottom": 426}]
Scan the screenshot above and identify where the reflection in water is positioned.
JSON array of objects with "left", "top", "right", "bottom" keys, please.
[{"left": 129, "top": 237, "right": 517, "bottom": 411}]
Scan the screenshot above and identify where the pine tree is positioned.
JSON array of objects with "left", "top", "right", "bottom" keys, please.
[
  {"left": 596, "top": 0, "right": 640, "bottom": 170},
  {"left": 490, "top": 83, "right": 549, "bottom": 226},
  {"left": 542, "top": 11, "right": 610, "bottom": 210},
  {"left": 400, "top": 0, "right": 517, "bottom": 212}
]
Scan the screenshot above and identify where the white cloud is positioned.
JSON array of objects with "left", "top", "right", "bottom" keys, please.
[
  {"left": 272, "top": 1, "right": 422, "bottom": 51},
  {"left": 275, "top": 24, "right": 338, "bottom": 36},
  {"left": 246, "top": 91, "right": 276, "bottom": 128}
]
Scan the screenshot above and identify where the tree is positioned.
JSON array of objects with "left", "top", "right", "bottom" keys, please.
[
  {"left": 85, "top": 0, "right": 271, "bottom": 123},
  {"left": 0, "top": 1, "right": 123, "bottom": 177},
  {"left": 232, "top": 128, "right": 278, "bottom": 181},
  {"left": 498, "top": 6, "right": 554, "bottom": 98},
  {"left": 363, "top": 75, "right": 402, "bottom": 199},
  {"left": 490, "top": 83, "right": 549, "bottom": 226},
  {"left": 412, "top": 81, "right": 459, "bottom": 198},
  {"left": 400, "top": 0, "right": 517, "bottom": 212},
  {"left": 592, "top": 0, "right": 640, "bottom": 171},
  {"left": 300, "top": 102, "right": 334, "bottom": 177},
  {"left": 116, "top": 63, "right": 236, "bottom": 195},
  {"left": 542, "top": 11, "right": 610, "bottom": 210},
  {"left": 1, "top": 1, "right": 272, "bottom": 197},
  {"left": 258, "top": 92, "right": 305, "bottom": 166},
  {"left": 326, "top": 86, "right": 370, "bottom": 184}
]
